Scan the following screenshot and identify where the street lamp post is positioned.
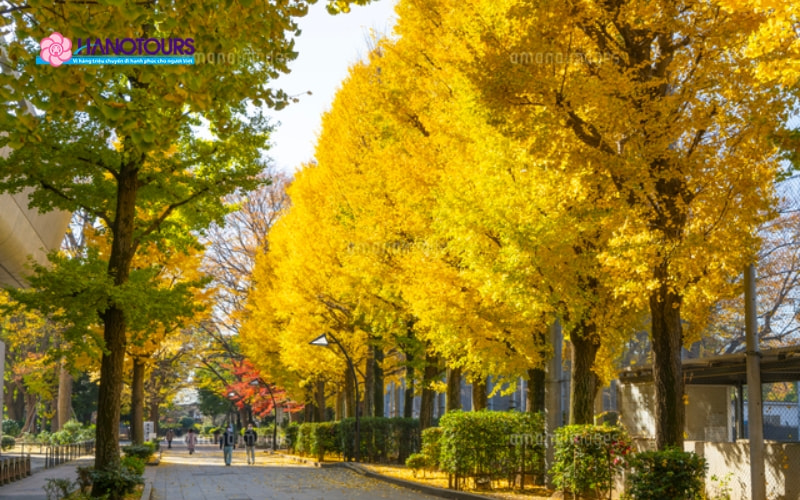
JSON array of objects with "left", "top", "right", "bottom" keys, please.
[
  {"left": 310, "top": 332, "right": 360, "bottom": 462},
  {"left": 251, "top": 378, "right": 280, "bottom": 451}
]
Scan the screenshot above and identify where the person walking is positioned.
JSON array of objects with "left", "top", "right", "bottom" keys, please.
[
  {"left": 220, "top": 426, "right": 236, "bottom": 466},
  {"left": 165, "top": 428, "right": 174, "bottom": 449},
  {"left": 185, "top": 428, "right": 197, "bottom": 455},
  {"left": 243, "top": 423, "right": 258, "bottom": 465}
]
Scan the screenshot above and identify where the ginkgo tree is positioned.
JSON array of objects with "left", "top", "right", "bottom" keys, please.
[
  {"left": 396, "top": 0, "right": 797, "bottom": 448},
  {"left": 0, "top": 0, "right": 376, "bottom": 487}
]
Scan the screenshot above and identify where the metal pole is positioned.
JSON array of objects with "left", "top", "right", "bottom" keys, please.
[
  {"left": 745, "top": 263, "right": 766, "bottom": 499},
  {"left": 737, "top": 384, "right": 744, "bottom": 440},
  {"left": 259, "top": 379, "right": 279, "bottom": 451},
  {"left": 545, "top": 320, "right": 563, "bottom": 488},
  {"left": 327, "top": 332, "right": 360, "bottom": 462}
]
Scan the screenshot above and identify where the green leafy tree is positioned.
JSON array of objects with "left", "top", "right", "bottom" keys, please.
[{"left": 0, "top": 0, "right": 373, "bottom": 487}]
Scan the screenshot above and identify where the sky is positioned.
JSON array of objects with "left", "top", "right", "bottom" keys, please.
[{"left": 267, "top": 1, "right": 399, "bottom": 176}]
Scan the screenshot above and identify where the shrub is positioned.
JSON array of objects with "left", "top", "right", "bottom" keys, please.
[
  {"left": 310, "top": 422, "right": 339, "bottom": 461},
  {"left": 405, "top": 453, "right": 431, "bottom": 477},
  {"left": 44, "top": 477, "right": 75, "bottom": 500},
  {"left": 550, "top": 424, "right": 631, "bottom": 499},
  {"left": 149, "top": 438, "right": 161, "bottom": 452},
  {"left": 420, "top": 427, "right": 443, "bottom": 470},
  {"left": 121, "top": 442, "right": 156, "bottom": 462},
  {"left": 339, "top": 417, "right": 420, "bottom": 463},
  {"left": 35, "top": 430, "right": 52, "bottom": 445},
  {"left": 121, "top": 456, "right": 145, "bottom": 477},
  {"left": 48, "top": 420, "right": 95, "bottom": 446},
  {"left": 2, "top": 419, "right": 22, "bottom": 438},
  {"left": 624, "top": 447, "right": 706, "bottom": 500},
  {"left": 438, "top": 410, "right": 544, "bottom": 489},
  {"left": 89, "top": 463, "right": 143, "bottom": 500},
  {"left": 285, "top": 423, "right": 299, "bottom": 452},
  {"left": 296, "top": 423, "right": 313, "bottom": 456},
  {"left": 1, "top": 435, "right": 16, "bottom": 450},
  {"left": 391, "top": 418, "right": 420, "bottom": 464},
  {"left": 76, "top": 466, "right": 93, "bottom": 492}
]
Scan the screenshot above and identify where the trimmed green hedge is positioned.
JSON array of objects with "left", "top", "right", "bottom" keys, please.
[
  {"left": 295, "top": 417, "right": 420, "bottom": 463},
  {"left": 439, "top": 410, "right": 544, "bottom": 490},
  {"left": 550, "top": 424, "right": 631, "bottom": 498},
  {"left": 295, "top": 423, "right": 313, "bottom": 456},
  {"left": 122, "top": 442, "right": 156, "bottom": 462},
  {"left": 285, "top": 423, "right": 299, "bottom": 452},
  {"left": 405, "top": 427, "right": 444, "bottom": 476},
  {"left": 311, "top": 422, "right": 339, "bottom": 461},
  {"left": 339, "top": 417, "right": 419, "bottom": 463}
]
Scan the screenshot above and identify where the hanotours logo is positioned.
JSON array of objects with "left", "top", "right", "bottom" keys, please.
[
  {"left": 74, "top": 37, "right": 195, "bottom": 56},
  {"left": 37, "top": 32, "right": 195, "bottom": 66}
]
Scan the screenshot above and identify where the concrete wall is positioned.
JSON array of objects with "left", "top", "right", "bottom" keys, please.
[
  {"left": 620, "top": 382, "right": 733, "bottom": 441},
  {"left": 687, "top": 440, "right": 800, "bottom": 500}
]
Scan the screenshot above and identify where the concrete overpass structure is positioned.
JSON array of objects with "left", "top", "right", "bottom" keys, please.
[
  {"left": 0, "top": 159, "right": 71, "bottom": 441},
  {"left": 0, "top": 188, "right": 71, "bottom": 288},
  {"left": 1, "top": 43, "right": 72, "bottom": 443}
]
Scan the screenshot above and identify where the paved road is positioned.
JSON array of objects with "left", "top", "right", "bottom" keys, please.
[{"left": 153, "top": 442, "right": 442, "bottom": 500}]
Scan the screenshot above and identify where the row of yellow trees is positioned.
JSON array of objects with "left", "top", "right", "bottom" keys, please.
[{"left": 242, "top": 0, "right": 800, "bottom": 449}]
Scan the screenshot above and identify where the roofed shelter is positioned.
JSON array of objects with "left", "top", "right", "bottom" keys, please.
[{"left": 617, "top": 346, "right": 800, "bottom": 499}]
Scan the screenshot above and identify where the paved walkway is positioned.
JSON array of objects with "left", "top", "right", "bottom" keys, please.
[
  {"left": 152, "top": 442, "right": 442, "bottom": 500},
  {"left": 0, "top": 455, "right": 94, "bottom": 500},
  {"left": 0, "top": 440, "right": 460, "bottom": 500}
]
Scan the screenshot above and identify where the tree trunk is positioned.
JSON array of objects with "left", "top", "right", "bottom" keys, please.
[
  {"left": 471, "top": 377, "right": 487, "bottom": 411},
  {"left": 21, "top": 393, "right": 37, "bottom": 433},
  {"left": 57, "top": 360, "right": 73, "bottom": 429},
  {"left": 446, "top": 367, "right": 462, "bottom": 412},
  {"left": 93, "top": 159, "right": 137, "bottom": 487},
  {"left": 94, "top": 306, "right": 128, "bottom": 480},
  {"left": 344, "top": 366, "right": 355, "bottom": 419},
  {"left": 147, "top": 364, "right": 161, "bottom": 437},
  {"left": 315, "top": 380, "right": 326, "bottom": 422},
  {"left": 5, "top": 383, "right": 22, "bottom": 422},
  {"left": 526, "top": 368, "right": 545, "bottom": 413},
  {"left": 130, "top": 358, "right": 146, "bottom": 445},
  {"left": 364, "top": 347, "right": 374, "bottom": 417},
  {"left": 303, "top": 401, "right": 314, "bottom": 423},
  {"left": 419, "top": 354, "right": 439, "bottom": 430},
  {"left": 50, "top": 399, "right": 59, "bottom": 432},
  {"left": 335, "top": 390, "right": 344, "bottom": 421},
  {"left": 403, "top": 372, "right": 415, "bottom": 419},
  {"left": 148, "top": 397, "right": 160, "bottom": 437},
  {"left": 650, "top": 277, "right": 685, "bottom": 449},
  {"left": 373, "top": 345, "right": 384, "bottom": 418},
  {"left": 569, "top": 321, "right": 601, "bottom": 425}
]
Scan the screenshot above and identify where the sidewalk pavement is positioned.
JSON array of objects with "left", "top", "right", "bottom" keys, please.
[
  {"left": 0, "top": 455, "right": 94, "bottom": 500},
  {"left": 0, "top": 441, "right": 493, "bottom": 500},
  {"left": 151, "top": 442, "right": 494, "bottom": 500}
]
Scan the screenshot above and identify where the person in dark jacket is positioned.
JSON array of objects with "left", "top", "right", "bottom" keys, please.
[
  {"left": 220, "top": 426, "right": 236, "bottom": 466},
  {"left": 243, "top": 422, "right": 258, "bottom": 465},
  {"left": 165, "top": 429, "right": 174, "bottom": 449}
]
